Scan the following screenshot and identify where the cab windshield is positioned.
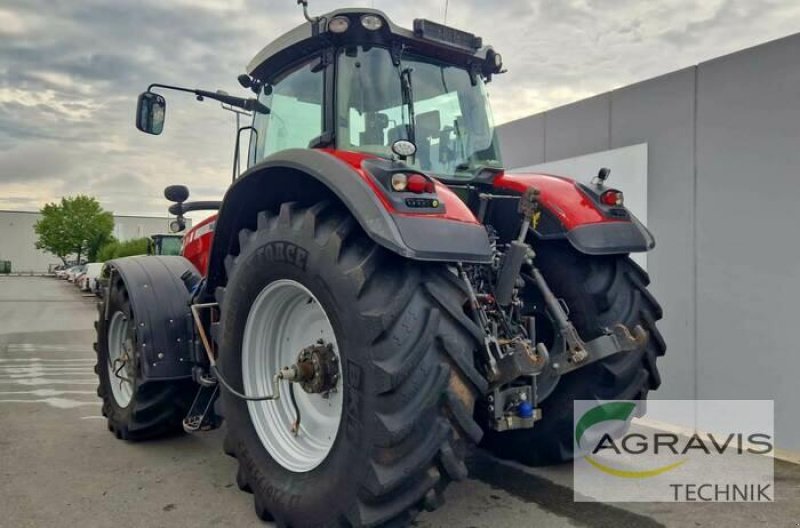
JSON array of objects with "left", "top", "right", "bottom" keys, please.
[
  {"left": 337, "top": 46, "right": 502, "bottom": 180},
  {"left": 155, "top": 236, "right": 182, "bottom": 256}
]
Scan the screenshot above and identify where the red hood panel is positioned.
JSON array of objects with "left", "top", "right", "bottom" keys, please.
[{"left": 182, "top": 214, "right": 216, "bottom": 276}]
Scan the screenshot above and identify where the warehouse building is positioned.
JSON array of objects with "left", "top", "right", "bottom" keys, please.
[
  {"left": 497, "top": 33, "right": 800, "bottom": 452},
  {"left": 0, "top": 211, "right": 190, "bottom": 273}
]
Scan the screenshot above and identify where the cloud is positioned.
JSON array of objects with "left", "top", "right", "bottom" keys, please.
[
  {"left": 0, "top": 142, "right": 76, "bottom": 183},
  {"left": 0, "top": 0, "right": 798, "bottom": 217}
]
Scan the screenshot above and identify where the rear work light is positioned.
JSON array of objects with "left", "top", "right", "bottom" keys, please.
[
  {"left": 360, "top": 14, "right": 383, "bottom": 31},
  {"left": 412, "top": 19, "right": 483, "bottom": 50},
  {"left": 600, "top": 189, "right": 624, "bottom": 206},
  {"left": 328, "top": 16, "right": 350, "bottom": 33}
]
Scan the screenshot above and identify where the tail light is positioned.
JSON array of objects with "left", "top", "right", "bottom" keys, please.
[
  {"left": 361, "top": 158, "right": 444, "bottom": 213},
  {"left": 600, "top": 189, "right": 624, "bottom": 206},
  {"left": 406, "top": 174, "right": 435, "bottom": 194},
  {"left": 390, "top": 173, "right": 435, "bottom": 194}
]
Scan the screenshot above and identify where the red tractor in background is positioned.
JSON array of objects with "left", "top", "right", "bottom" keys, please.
[{"left": 96, "top": 4, "right": 665, "bottom": 526}]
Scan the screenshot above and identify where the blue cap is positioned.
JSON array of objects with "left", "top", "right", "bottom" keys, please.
[{"left": 517, "top": 400, "right": 534, "bottom": 419}]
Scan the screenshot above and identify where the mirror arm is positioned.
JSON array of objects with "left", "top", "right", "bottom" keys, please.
[
  {"left": 146, "top": 83, "right": 270, "bottom": 114},
  {"left": 168, "top": 201, "right": 223, "bottom": 216}
]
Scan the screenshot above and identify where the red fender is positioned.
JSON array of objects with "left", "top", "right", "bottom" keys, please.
[
  {"left": 493, "top": 171, "right": 654, "bottom": 255},
  {"left": 323, "top": 149, "right": 480, "bottom": 225},
  {"left": 493, "top": 172, "right": 615, "bottom": 229}
]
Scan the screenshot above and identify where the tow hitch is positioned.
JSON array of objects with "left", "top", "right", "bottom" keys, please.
[
  {"left": 470, "top": 187, "right": 650, "bottom": 433},
  {"left": 550, "top": 323, "right": 647, "bottom": 376},
  {"left": 527, "top": 265, "right": 648, "bottom": 376},
  {"left": 485, "top": 322, "right": 647, "bottom": 432}
]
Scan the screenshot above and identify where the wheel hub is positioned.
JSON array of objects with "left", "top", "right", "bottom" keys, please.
[
  {"left": 107, "top": 311, "right": 135, "bottom": 408},
  {"left": 280, "top": 341, "right": 340, "bottom": 396}
]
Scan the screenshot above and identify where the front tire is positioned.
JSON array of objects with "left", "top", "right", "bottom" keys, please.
[
  {"left": 218, "top": 202, "right": 485, "bottom": 527},
  {"left": 481, "top": 242, "right": 666, "bottom": 466},
  {"left": 94, "top": 278, "right": 194, "bottom": 440}
]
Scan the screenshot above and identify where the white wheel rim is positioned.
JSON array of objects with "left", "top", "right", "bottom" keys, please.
[
  {"left": 107, "top": 311, "right": 134, "bottom": 408},
  {"left": 242, "top": 279, "right": 343, "bottom": 473}
]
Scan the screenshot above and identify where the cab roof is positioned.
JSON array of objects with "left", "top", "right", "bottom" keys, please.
[{"left": 246, "top": 8, "right": 500, "bottom": 84}]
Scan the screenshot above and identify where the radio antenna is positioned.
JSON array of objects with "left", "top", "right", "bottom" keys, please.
[
  {"left": 297, "top": 0, "right": 318, "bottom": 23},
  {"left": 444, "top": 0, "right": 449, "bottom": 24}
]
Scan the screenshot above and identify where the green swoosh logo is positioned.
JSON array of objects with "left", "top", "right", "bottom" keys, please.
[
  {"left": 575, "top": 401, "right": 688, "bottom": 479},
  {"left": 575, "top": 401, "right": 636, "bottom": 448}
]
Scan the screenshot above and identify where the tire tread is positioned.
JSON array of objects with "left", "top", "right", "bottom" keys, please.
[{"left": 222, "top": 203, "right": 483, "bottom": 527}]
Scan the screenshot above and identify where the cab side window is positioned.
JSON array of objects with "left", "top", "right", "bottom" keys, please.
[{"left": 251, "top": 60, "right": 324, "bottom": 163}]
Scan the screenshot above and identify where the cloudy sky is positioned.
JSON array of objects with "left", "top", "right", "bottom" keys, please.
[{"left": 1, "top": 0, "right": 798, "bottom": 218}]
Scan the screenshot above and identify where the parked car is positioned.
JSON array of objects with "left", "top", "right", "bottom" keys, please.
[
  {"left": 66, "top": 264, "right": 86, "bottom": 282},
  {"left": 79, "top": 263, "right": 104, "bottom": 293}
]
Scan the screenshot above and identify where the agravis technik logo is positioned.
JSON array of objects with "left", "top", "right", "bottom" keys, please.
[{"left": 573, "top": 400, "right": 774, "bottom": 502}]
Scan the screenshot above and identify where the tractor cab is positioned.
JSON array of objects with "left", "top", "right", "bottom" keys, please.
[
  {"left": 243, "top": 8, "right": 505, "bottom": 181},
  {"left": 135, "top": 8, "right": 505, "bottom": 184},
  {"left": 147, "top": 233, "right": 183, "bottom": 256}
]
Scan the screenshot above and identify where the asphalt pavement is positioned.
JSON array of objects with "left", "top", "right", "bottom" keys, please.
[{"left": 1, "top": 276, "right": 798, "bottom": 528}]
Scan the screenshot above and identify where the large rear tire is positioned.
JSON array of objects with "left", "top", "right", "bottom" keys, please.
[
  {"left": 94, "top": 278, "right": 194, "bottom": 440},
  {"left": 218, "top": 202, "right": 485, "bottom": 527},
  {"left": 481, "top": 241, "right": 666, "bottom": 466}
]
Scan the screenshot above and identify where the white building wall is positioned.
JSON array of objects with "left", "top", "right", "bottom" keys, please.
[
  {"left": 0, "top": 211, "right": 191, "bottom": 272},
  {"left": 0, "top": 211, "right": 58, "bottom": 273},
  {"left": 497, "top": 33, "right": 800, "bottom": 451},
  {"left": 112, "top": 216, "right": 176, "bottom": 242}
]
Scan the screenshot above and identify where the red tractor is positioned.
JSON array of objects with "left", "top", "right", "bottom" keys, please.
[{"left": 96, "top": 5, "right": 664, "bottom": 526}]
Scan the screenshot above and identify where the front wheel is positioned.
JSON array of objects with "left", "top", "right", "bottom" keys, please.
[
  {"left": 218, "top": 202, "right": 485, "bottom": 527},
  {"left": 481, "top": 242, "right": 666, "bottom": 466},
  {"left": 94, "top": 278, "right": 194, "bottom": 440}
]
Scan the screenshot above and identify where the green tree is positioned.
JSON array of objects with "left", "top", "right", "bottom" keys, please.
[
  {"left": 114, "top": 238, "right": 150, "bottom": 258},
  {"left": 33, "top": 202, "right": 73, "bottom": 264},
  {"left": 35, "top": 195, "right": 114, "bottom": 264},
  {"left": 96, "top": 237, "right": 151, "bottom": 262},
  {"left": 96, "top": 238, "right": 120, "bottom": 263},
  {"left": 87, "top": 228, "right": 114, "bottom": 262}
]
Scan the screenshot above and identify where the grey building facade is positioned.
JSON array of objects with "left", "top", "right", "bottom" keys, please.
[
  {"left": 497, "top": 33, "right": 800, "bottom": 451},
  {"left": 0, "top": 211, "right": 190, "bottom": 272}
]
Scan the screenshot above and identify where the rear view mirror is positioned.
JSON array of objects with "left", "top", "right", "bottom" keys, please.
[{"left": 136, "top": 92, "right": 166, "bottom": 135}]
